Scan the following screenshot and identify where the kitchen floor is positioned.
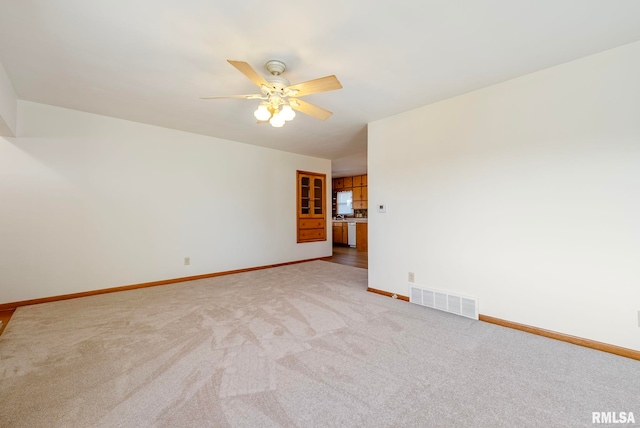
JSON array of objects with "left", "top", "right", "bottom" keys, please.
[{"left": 324, "top": 245, "right": 368, "bottom": 269}]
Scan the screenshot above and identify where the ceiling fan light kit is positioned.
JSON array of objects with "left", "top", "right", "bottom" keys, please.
[
  {"left": 269, "top": 110, "right": 286, "bottom": 127},
  {"left": 280, "top": 104, "right": 295, "bottom": 121},
  {"left": 254, "top": 102, "right": 271, "bottom": 121},
  {"left": 202, "top": 59, "right": 342, "bottom": 128}
]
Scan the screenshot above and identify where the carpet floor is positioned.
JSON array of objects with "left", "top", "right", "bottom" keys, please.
[{"left": 0, "top": 261, "right": 638, "bottom": 427}]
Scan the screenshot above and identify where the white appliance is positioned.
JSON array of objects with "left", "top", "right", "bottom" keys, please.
[{"left": 348, "top": 222, "right": 356, "bottom": 248}]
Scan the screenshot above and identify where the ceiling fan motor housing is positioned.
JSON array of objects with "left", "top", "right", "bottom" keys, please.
[
  {"left": 263, "top": 61, "right": 291, "bottom": 99},
  {"left": 265, "top": 74, "right": 290, "bottom": 88}
]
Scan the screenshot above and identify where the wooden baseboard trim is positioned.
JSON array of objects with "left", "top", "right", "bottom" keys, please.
[
  {"left": 366, "top": 287, "right": 410, "bottom": 302},
  {"left": 0, "top": 309, "right": 15, "bottom": 336},
  {"left": 9, "top": 266, "right": 636, "bottom": 361},
  {"left": 479, "top": 314, "right": 640, "bottom": 361},
  {"left": 0, "top": 258, "right": 326, "bottom": 311},
  {"left": 363, "top": 290, "right": 639, "bottom": 360}
]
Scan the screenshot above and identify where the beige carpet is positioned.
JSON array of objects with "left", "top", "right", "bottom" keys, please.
[{"left": 1, "top": 261, "right": 639, "bottom": 427}]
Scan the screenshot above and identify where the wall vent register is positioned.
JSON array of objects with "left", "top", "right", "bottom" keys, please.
[{"left": 409, "top": 284, "right": 478, "bottom": 320}]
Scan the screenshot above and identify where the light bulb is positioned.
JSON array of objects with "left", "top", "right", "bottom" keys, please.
[
  {"left": 281, "top": 104, "right": 296, "bottom": 121},
  {"left": 254, "top": 103, "right": 271, "bottom": 121},
  {"left": 269, "top": 111, "right": 285, "bottom": 127}
]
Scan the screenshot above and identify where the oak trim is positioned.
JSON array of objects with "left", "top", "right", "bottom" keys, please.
[
  {"left": 479, "top": 314, "right": 640, "bottom": 361},
  {"left": 7, "top": 267, "right": 636, "bottom": 361},
  {"left": 365, "top": 288, "right": 639, "bottom": 361},
  {"left": 0, "top": 258, "right": 327, "bottom": 311},
  {"left": 367, "top": 287, "right": 410, "bottom": 301},
  {"left": 0, "top": 309, "right": 15, "bottom": 335}
]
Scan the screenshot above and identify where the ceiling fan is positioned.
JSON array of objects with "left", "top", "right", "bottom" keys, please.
[{"left": 201, "top": 60, "right": 342, "bottom": 127}]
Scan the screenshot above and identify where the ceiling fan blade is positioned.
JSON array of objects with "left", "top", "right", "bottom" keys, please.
[
  {"left": 289, "top": 98, "right": 333, "bottom": 121},
  {"left": 200, "top": 94, "right": 263, "bottom": 100},
  {"left": 287, "top": 75, "right": 342, "bottom": 97},
  {"left": 228, "top": 60, "right": 270, "bottom": 89}
]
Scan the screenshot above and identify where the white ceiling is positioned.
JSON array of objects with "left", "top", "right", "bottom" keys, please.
[{"left": 2, "top": 1, "right": 640, "bottom": 177}]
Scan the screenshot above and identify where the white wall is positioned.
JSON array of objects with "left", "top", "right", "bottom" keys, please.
[
  {"left": 0, "top": 101, "right": 331, "bottom": 303},
  {"left": 0, "top": 61, "right": 17, "bottom": 137},
  {"left": 368, "top": 41, "right": 640, "bottom": 351}
]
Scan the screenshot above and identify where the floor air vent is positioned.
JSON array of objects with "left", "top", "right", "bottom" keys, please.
[{"left": 409, "top": 284, "right": 478, "bottom": 320}]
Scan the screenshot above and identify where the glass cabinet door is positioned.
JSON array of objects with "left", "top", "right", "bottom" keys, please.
[
  {"left": 313, "top": 178, "right": 323, "bottom": 216},
  {"left": 300, "top": 176, "right": 310, "bottom": 215}
]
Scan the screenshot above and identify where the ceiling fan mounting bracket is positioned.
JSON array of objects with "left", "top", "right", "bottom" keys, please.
[{"left": 265, "top": 60, "right": 286, "bottom": 76}]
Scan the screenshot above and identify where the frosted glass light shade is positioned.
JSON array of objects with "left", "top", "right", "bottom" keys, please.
[
  {"left": 269, "top": 112, "right": 285, "bottom": 127},
  {"left": 281, "top": 104, "right": 296, "bottom": 121},
  {"left": 254, "top": 104, "right": 271, "bottom": 121}
]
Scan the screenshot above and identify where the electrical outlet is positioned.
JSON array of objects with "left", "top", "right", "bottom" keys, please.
[
  {"left": 184, "top": 257, "right": 190, "bottom": 266},
  {"left": 408, "top": 272, "right": 415, "bottom": 283}
]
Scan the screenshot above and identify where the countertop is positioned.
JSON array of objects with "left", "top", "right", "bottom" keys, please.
[{"left": 332, "top": 218, "right": 368, "bottom": 223}]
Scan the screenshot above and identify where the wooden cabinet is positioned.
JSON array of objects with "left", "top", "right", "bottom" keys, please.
[
  {"left": 332, "top": 223, "right": 342, "bottom": 244},
  {"left": 356, "top": 223, "right": 368, "bottom": 251},
  {"left": 332, "top": 222, "right": 348, "bottom": 245},
  {"left": 352, "top": 186, "right": 362, "bottom": 201},
  {"left": 351, "top": 181, "right": 368, "bottom": 209},
  {"left": 297, "top": 171, "right": 326, "bottom": 243},
  {"left": 332, "top": 174, "right": 368, "bottom": 215},
  {"left": 361, "top": 186, "right": 368, "bottom": 209},
  {"left": 299, "top": 227, "right": 326, "bottom": 241},
  {"left": 334, "top": 220, "right": 366, "bottom": 248}
]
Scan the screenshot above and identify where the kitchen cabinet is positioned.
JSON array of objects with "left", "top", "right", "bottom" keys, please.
[
  {"left": 352, "top": 186, "right": 362, "bottom": 201},
  {"left": 331, "top": 174, "right": 368, "bottom": 216},
  {"left": 332, "top": 222, "right": 348, "bottom": 245},
  {"left": 352, "top": 184, "right": 368, "bottom": 209},
  {"left": 356, "top": 223, "right": 368, "bottom": 251},
  {"left": 297, "top": 171, "right": 326, "bottom": 243},
  {"left": 361, "top": 186, "right": 368, "bottom": 209},
  {"left": 332, "top": 223, "right": 342, "bottom": 244}
]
